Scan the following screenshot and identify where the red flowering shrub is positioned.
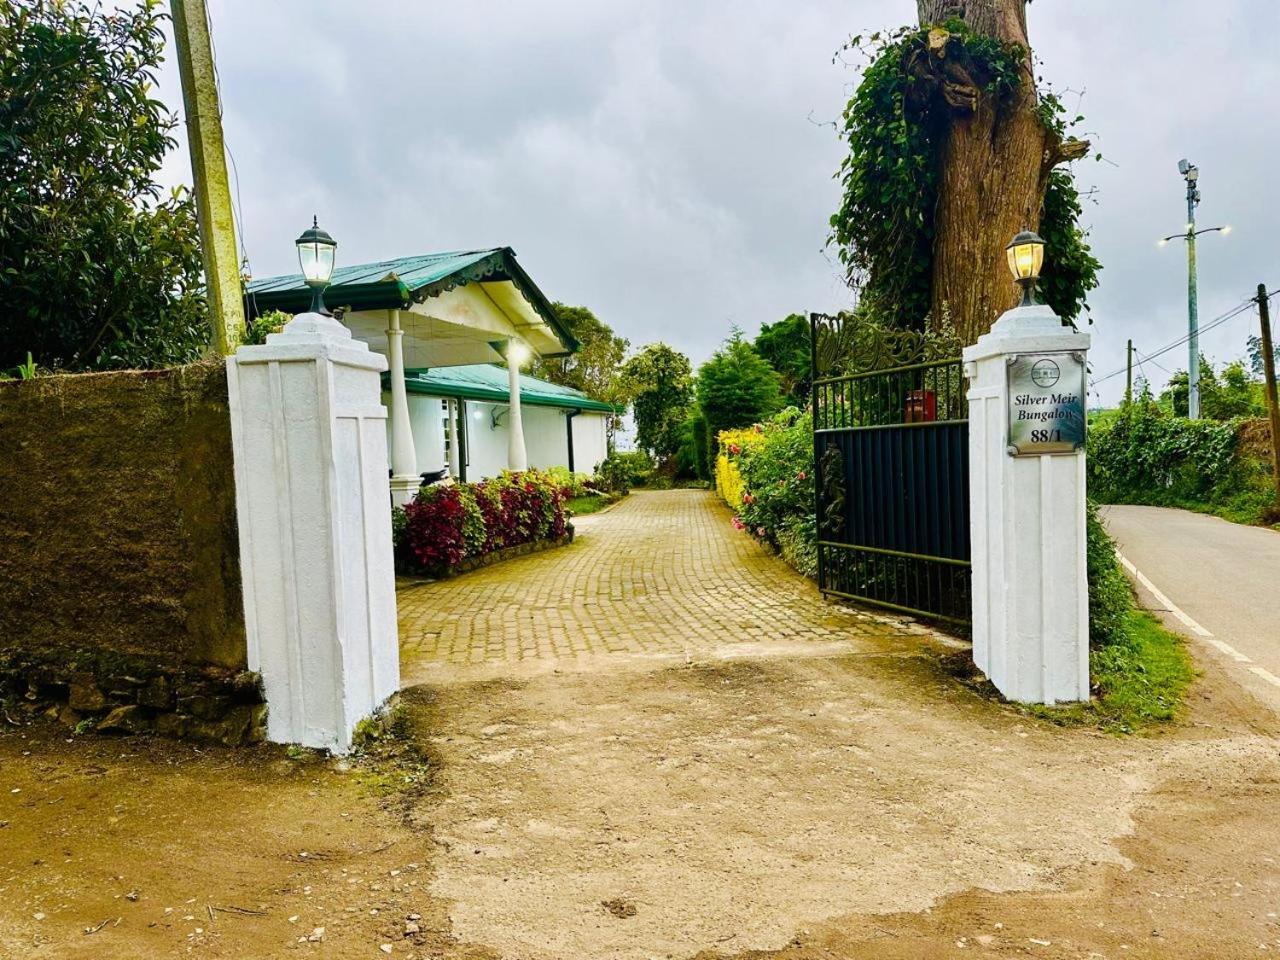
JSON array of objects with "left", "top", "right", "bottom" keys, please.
[
  {"left": 402, "top": 484, "right": 467, "bottom": 570},
  {"left": 398, "top": 470, "right": 568, "bottom": 574}
]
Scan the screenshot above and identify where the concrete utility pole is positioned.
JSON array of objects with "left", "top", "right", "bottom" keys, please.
[
  {"left": 171, "top": 0, "right": 245, "bottom": 355},
  {"left": 1125, "top": 338, "right": 1134, "bottom": 406},
  {"left": 1181, "top": 160, "right": 1202, "bottom": 419},
  {"left": 1161, "top": 160, "right": 1229, "bottom": 419},
  {"left": 1256, "top": 284, "right": 1280, "bottom": 511}
]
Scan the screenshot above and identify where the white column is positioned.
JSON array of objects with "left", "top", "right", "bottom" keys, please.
[
  {"left": 445, "top": 398, "right": 460, "bottom": 478},
  {"left": 386, "top": 309, "right": 419, "bottom": 506},
  {"left": 506, "top": 340, "right": 528, "bottom": 471},
  {"left": 964, "top": 303, "right": 1091, "bottom": 705},
  {"left": 225, "top": 311, "right": 401, "bottom": 752}
]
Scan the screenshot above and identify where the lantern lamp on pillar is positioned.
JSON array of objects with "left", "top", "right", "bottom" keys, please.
[
  {"left": 1005, "top": 230, "right": 1045, "bottom": 307},
  {"left": 296, "top": 216, "right": 337, "bottom": 315}
]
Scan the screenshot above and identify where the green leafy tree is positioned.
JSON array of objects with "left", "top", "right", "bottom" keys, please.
[
  {"left": 618, "top": 342, "right": 693, "bottom": 462},
  {"left": 0, "top": 0, "right": 208, "bottom": 370},
  {"left": 753, "top": 313, "right": 811, "bottom": 407},
  {"left": 531, "top": 302, "right": 628, "bottom": 402},
  {"left": 1162, "top": 358, "right": 1266, "bottom": 421},
  {"left": 1247, "top": 334, "right": 1279, "bottom": 380},
  {"left": 696, "top": 331, "right": 783, "bottom": 472}
]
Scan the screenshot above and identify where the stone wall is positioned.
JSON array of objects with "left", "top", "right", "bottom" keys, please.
[{"left": 0, "top": 361, "right": 262, "bottom": 743}]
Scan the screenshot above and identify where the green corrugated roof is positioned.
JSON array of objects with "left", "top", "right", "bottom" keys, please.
[
  {"left": 243, "top": 247, "right": 578, "bottom": 353},
  {"left": 393, "top": 364, "right": 623, "bottom": 414}
]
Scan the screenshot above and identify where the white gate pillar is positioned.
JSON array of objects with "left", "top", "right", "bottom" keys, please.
[
  {"left": 226, "top": 312, "right": 401, "bottom": 751},
  {"left": 964, "top": 303, "right": 1091, "bottom": 705}
]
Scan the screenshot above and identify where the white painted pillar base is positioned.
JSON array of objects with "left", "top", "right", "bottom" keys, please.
[
  {"left": 386, "top": 309, "right": 420, "bottom": 507},
  {"left": 226, "top": 312, "right": 401, "bottom": 752},
  {"left": 506, "top": 342, "right": 528, "bottom": 471},
  {"left": 964, "top": 304, "right": 1091, "bottom": 705}
]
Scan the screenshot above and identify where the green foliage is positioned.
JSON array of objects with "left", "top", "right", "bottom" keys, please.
[
  {"left": 243, "top": 309, "right": 290, "bottom": 346},
  {"left": 675, "top": 409, "right": 710, "bottom": 481},
  {"left": 619, "top": 342, "right": 694, "bottom": 461},
  {"left": 564, "top": 493, "right": 612, "bottom": 516},
  {"left": 830, "top": 24, "right": 1099, "bottom": 327},
  {"left": 544, "top": 465, "right": 592, "bottom": 499},
  {"left": 728, "top": 408, "right": 817, "bottom": 578},
  {"left": 1161, "top": 357, "right": 1268, "bottom": 420},
  {"left": 1089, "top": 403, "right": 1275, "bottom": 526},
  {"left": 696, "top": 330, "right": 783, "bottom": 473},
  {"left": 1247, "top": 334, "right": 1279, "bottom": 379},
  {"left": 1086, "top": 502, "right": 1133, "bottom": 650},
  {"left": 597, "top": 450, "right": 654, "bottom": 492},
  {"left": 1038, "top": 167, "right": 1103, "bottom": 324},
  {"left": 531, "top": 302, "right": 629, "bottom": 414},
  {"left": 753, "top": 313, "right": 811, "bottom": 407},
  {"left": 0, "top": 0, "right": 210, "bottom": 370}
]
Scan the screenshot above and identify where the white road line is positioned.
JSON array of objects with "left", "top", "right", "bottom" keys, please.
[
  {"left": 1249, "top": 666, "right": 1280, "bottom": 688},
  {"left": 1114, "top": 552, "right": 1280, "bottom": 693}
]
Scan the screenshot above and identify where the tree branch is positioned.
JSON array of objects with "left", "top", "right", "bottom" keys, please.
[{"left": 1046, "top": 136, "right": 1090, "bottom": 169}]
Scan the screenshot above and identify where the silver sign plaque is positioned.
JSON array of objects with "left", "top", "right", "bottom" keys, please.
[{"left": 1007, "top": 351, "right": 1086, "bottom": 456}]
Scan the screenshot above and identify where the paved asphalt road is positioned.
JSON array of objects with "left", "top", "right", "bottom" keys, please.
[{"left": 1102, "top": 504, "right": 1280, "bottom": 699}]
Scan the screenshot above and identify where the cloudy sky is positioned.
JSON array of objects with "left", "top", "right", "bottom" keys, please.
[{"left": 148, "top": 0, "right": 1278, "bottom": 405}]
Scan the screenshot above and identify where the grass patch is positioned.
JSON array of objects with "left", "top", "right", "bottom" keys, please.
[
  {"left": 1027, "top": 609, "right": 1196, "bottom": 733},
  {"left": 566, "top": 493, "right": 618, "bottom": 515}
]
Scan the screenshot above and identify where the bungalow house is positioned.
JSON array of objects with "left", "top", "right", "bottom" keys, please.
[{"left": 245, "top": 247, "right": 620, "bottom": 502}]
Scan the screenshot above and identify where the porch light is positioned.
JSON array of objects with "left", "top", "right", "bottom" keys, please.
[
  {"left": 1005, "top": 230, "right": 1045, "bottom": 307},
  {"left": 296, "top": 216, "right": 337, "bottom": 315},
  {"left": 508, "top": 339, "right": 530, "bottom": 366}
]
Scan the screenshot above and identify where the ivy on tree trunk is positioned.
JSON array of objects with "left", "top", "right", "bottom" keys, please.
[{"left": 919, "top": 0, "right": 1089, "bottom": 342}]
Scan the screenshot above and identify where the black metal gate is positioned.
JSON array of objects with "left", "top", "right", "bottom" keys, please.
[{"left": 810, "top": 313, "right": 971, "bottom": 624}]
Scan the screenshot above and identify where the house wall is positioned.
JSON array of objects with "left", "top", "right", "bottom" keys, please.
[
  {"left": 460, "top": 400, "right": 514, "bottom": 479},
  {"left": 525, "top": 405, "right": 575, "bottom": 472},
  {"left": 571, "top": 413, "right": 610, "bottom": 474},
  {"left": 391, "top": 394, "right": 609, "bottom": 480},
  {"left": 381, "top": 391, "right": 448, "bottom": 476}
]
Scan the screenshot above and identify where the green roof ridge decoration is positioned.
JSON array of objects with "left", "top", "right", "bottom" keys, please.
[
  {"left": 244, "top": 247, "right": 579, "bottom": 354},
  {"left": 385, "top": 363, "right": 623, "bottom": 415}
]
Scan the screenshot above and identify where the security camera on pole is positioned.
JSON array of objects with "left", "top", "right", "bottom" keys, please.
[
  {"left": 1159, "top": 160, "right": 1230, "bottom": 419},
  {"left": 963, "top": 232, "right": 1091, "bottom": 705}
]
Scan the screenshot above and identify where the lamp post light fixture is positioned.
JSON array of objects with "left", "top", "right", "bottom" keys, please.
[
  {"left": 1157, "top": 160, "right": 1229, "bottom": 419},
  {"left": 295, "top": 216, "right": 337, "bottom": 315},
  {"left": 1005, "top": 230, "right": 1046, "bottom": 307}
]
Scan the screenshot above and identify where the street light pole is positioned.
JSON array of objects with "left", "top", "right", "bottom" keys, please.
[
  {"left": 1183, "top": 163, "right": 1201, "bottom": 419},
  {"left": 1159, "top": 160, "right": 1229, "bottom": 419}
]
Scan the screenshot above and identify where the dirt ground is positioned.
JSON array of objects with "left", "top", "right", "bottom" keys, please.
[{"left": 4, "top": 629, "right": 1280, "bottom": 960}]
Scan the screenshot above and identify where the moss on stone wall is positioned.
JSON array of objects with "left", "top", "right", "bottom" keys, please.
[{"left": 0, "top": 361, "right": 245, "bottom": 671}]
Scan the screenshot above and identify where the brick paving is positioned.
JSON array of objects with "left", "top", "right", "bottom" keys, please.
[{"left": 397, "top": 489, "right": 900, "bottom": 679}]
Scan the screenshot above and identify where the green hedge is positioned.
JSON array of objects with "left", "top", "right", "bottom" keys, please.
[{"left": 1088, "top": 405, "right": 1276, "bottom": 526}]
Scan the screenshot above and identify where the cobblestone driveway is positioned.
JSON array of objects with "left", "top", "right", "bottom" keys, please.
[{"left": 398, "top": 489, "right": 903, "bottom": 683}]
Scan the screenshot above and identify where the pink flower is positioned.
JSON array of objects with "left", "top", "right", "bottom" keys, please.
[
  {"left": 796, "top": 471, "right": 807, "bottom": 481},
  {"left": 728, "top": 443, "right": 741, "bottom": 455},
  {"left": 742, "top": 492, "right": 755, "bottom": 504},
  {"left": 731, "top": 517, "right": 745, "bottom": 530},
  {"left": 756, "top": 526, "right": 766, "bottom": 537}
]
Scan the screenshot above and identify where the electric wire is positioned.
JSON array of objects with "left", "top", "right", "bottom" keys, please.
[{"left": 1089, "top": 291, "right": 1274, "bottom": 389}]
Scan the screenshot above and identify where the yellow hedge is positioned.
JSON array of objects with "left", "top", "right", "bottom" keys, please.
[{"left": 715, "top": 427, "right": 764, "bottom": 509}]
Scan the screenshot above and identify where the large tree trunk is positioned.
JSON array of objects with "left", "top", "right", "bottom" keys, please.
[{"left": 917, "top": 0, "right": 1084, "bottom": 343}]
